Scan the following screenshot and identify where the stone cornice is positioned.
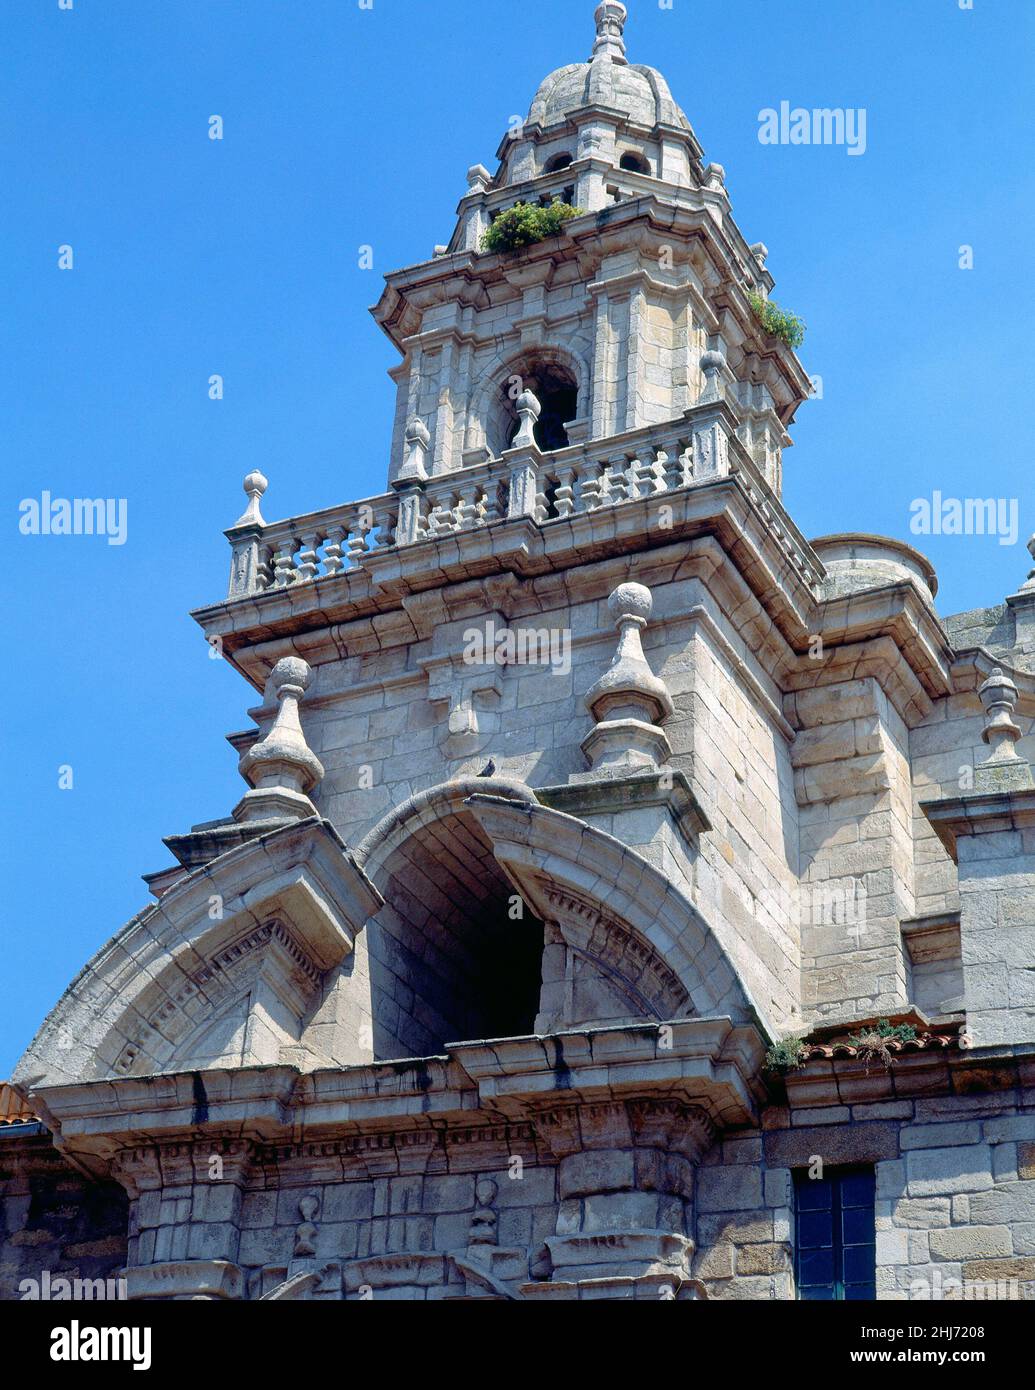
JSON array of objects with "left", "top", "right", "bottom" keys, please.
[
  {"left": 783, "top": 1040, "right": 1035, "bottom": 1111},
  {"left": 920, "top": 785, "right": 1035, "bottom": 860},
  {"left": 536, "top": 768, "right": 712, "bottom": 840},
  {"left": 373, "top": 195, "right": 811, "bottom": 404},
  {"left": 24, "top": 1020, "right": 767, "bottom": 1178},
  {"left": 951, "top": 644, "right": 1035, "bottom": 715},
  {"left": 196, "top": 479, "right": 960, "bottom": 734}
]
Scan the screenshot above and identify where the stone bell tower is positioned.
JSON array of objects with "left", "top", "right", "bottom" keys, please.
[
  {"left": 375, "top": 0, "right": 811, "bottom": 492},
  {"left": 14, "top": 0, "right": 1035, "bottom": 1310}
]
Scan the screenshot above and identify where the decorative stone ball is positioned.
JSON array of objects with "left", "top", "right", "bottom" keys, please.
[
  {"left": 516, "top": 388, "right": 541, "bottom": 417},
  {"left": 700, "top": 349, "right": 726, "bottom": 375},
  {"left": 609, "top": 582, "right": 653, "bottom": 625},
  {"left": 243, "top": 469, "right": 268, "bottom": 497},
  {"left": 405, "top": 417, "right": 430, "bottom": 446},
  {"left": 270, "top": 656, "right": 312, "bottom": 695}
]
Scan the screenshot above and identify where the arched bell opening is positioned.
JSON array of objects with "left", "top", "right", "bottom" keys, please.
[
  {"left": 488, "top": 354, "right": 579, "bottom": 456},
  {"left": 356, "top": 780, "right": 546, "bottom": 1059},
  {"left": 619, "top": 150, "right": 651, "bottom": 175}
]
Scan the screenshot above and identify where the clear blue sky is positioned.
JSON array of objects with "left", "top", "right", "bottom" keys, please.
[{"left": 3, "top": 0, "right": 1033, "bottom": 1075}]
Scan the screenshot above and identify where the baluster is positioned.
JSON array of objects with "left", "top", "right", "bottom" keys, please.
[
  {"left": 345, "top": 506, "right": 371, "bottom": 566},
  {"left": 625, "top": 454, "right": 642, "bottom": 498},
  {"left": 653, "top": 449, "right": 671, "bottom": 493},
  {"left": 295, "top": 531, "right": 321, "bottom": 582},
  {"left": 494, "top": 480, "right": 509, "bottom": 522},
  {"left": 372, "top": 503, "right": 396, "bottom": 549},
  {"left": 554, "top": 464, "right": 575, "bottom": 518},
  {"left": 580, "top": 461, "right": 604, "bottom": 511},
  {"left": 427, "top": 495, "right": 451, "bottom": 536},
  {"left": 661, "top": 448, "right": 680, "bottom": 491},
  {"left": 255, "top": 541, "right": 275, "bottom": 591},
  {"left": 458, "top": 486, "right": 479, "bottom": 530},
  {"left": 534, "top": 477, "right": 549, "bottom": 523},
  {"left": 323, "top": 524, "right": 346, "bottom": 577},
  {"left": 272, "top": 535, "right": 298, "bottom": 587},
  {"left": 599, "top": 460, "right": 622, "bottom": 506}
]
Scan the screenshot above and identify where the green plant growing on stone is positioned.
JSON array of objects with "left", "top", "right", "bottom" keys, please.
[
  {"left": 481, "top": 201, "right": 582, "bottom": 254},
  {"left": 765, "top": 1036, "right": 808, "bottom": 1073},
  {"left": 848, "top": 1019, "right": 918, "bottom": 1070},
  {"left": 748, "top": 290, "right": 806, "bottom": 350}
]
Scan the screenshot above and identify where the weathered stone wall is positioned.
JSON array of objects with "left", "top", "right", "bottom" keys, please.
[
  {"left": 794, "top": 674, "right": 916, "bottom": 1023},
  {"left": 56, "top": 1094, "right": 1033, "bottom": 1302},
  {"left": 233, "top": 1156, "right": 561, "bottom": 1301},
  {"left": 0, "top": 1132, "right": 128, "bottom": 1301},
  {"left": 694, "top": 1096, "right": 1035, "bottom": 1301},
  {"left": 300, "top": 559, "right": 801, "bottom": 1047},
  {"left": 911, "top": 691, "right": 1035, "bottom": 920}
]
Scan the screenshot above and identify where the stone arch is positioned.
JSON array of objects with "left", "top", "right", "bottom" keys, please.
[
  {"left": 354, "top": 777, "right": 548, "bottom": 1058},
  {"left": 462, "top": 795, "right": 763, "bottom": 1031},
  {"left": 13, "top": 820, "right": 381, "bottom": 1088},
  {"left": 619, "top": 149, "right": 651, "bottom": 175},
  {"left": 467, "top": 341, "right": 590, "bottom": 459}
]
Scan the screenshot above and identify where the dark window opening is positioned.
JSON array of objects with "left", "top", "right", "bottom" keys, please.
[
  {"left": 478, "top": 917, "right": 546, "bottom": 1040},
  {"left": 544, "top": 152, "right": 573, "bottom": 173},
  {"left": 620, "top": 151, "right": 650, "bottom": 175},
  {"left": 794, "top": 1166, "right": 876, "bottom": 1300}
]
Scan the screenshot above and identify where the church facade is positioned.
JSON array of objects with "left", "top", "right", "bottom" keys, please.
[{"left": 4, "top": 2, "right": 1035, "bottom": 1302}]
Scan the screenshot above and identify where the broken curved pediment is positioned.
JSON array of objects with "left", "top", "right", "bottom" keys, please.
[{"left": 13, "top": 818, "right": 382, "bottom": 1089}]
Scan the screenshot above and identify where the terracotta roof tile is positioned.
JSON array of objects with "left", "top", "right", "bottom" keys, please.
[
  {"left": 802, "top": 1033, "right": 961, "bottom": 1061},
  {"left": 0, "top": 1082, "right": 35, "bottom": 1125}
]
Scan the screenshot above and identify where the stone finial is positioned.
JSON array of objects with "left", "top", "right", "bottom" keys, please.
[
  {"left": 592, "top": 1, "right": 627, "bottom": 63},
  {"left": 979, "top": 668, "right": 1022, "bottom": 761},
  {"left": 234, "top": 470, "right": 268, "bottom": 528},
  {"left": 581, "top": 582, "right": 674, "bottom": 773},
  {"left": 704, "top": 162, "right": 726, "bottom": 193},
  {"left": 975, "top": 666, "right": 1033, "bottom": 792},
  {"left": 512, "top": 389, "right": 541, "bottom": 449},
  {"left": 750, "top": 241, "right": 769, "bottom": 268},
  {"left": 234, "top": 657, "right": 325, "bottom": 824},
  {"left": 399, "top": 417, "right": 430, "bottom": 482},
  {"left": 467, "top": 163, "right": 492, "bottom": 192},
  {"left": 699, "top": 349, "right": 727, "bottom": 403}
]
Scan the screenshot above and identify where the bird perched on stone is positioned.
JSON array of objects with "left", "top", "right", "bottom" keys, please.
[{"left": 478, "top": 759, "right": 497, "bottom": 777}]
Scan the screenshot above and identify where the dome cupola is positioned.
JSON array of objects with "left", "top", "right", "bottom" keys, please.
[{"left": 528, "top": 3, "right": 691, "bottom": 134}]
